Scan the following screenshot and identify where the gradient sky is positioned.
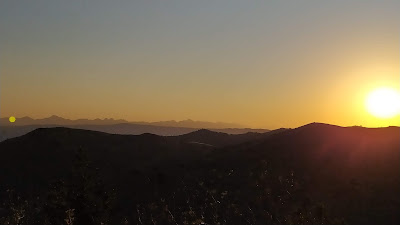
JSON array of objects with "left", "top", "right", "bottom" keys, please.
[{"left": 1, "top": 0, "right": 399, "bottom": 129}]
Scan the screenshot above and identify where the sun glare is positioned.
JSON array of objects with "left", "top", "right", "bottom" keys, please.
[{"left": 366, "top": 87, "right": 400, "bottom": 119}]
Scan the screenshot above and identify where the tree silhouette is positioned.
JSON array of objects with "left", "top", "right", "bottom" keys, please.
[{"left": 44, "top": 148, "right": 115, "bottom": 225}]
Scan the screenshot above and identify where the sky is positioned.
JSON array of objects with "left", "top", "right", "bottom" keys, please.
[{"left": 1, "top": 0, "right": 399, "bottom": 129}]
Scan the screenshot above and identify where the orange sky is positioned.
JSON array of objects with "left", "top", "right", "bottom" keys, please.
[{"left": 1, "top": 1, "right": 399, "bottom": 129}]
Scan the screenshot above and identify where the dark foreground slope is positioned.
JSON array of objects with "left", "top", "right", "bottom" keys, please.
[
  {"left": 209, "top": 123, "right": 400, "bottom": 224},
  {"left": 0, "top": 124, "right": 398, "bottom": 225}
]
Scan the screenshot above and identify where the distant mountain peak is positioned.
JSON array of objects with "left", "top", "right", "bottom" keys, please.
[
  {"left": 192, "top": 129, "right": 216, "bottom": 134},
  {"left": 183, "top": 129, "right": 224, "bottom": 138},
  {"left": 182, "top": 119, "right": 194, "bottom": 122},
  {"left": 298, "top": 122, "right": 343, "bottom": 130},
  {"left": 48, "top": 115, "right": 63, "bottom": 119}
]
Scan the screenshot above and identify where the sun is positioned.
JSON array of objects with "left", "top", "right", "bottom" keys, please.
[{"left": 366, "top": 87, "right": 400, "bottom": 119}]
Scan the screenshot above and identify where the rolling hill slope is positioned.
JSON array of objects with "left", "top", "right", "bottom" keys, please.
[{"left": 0, "top": 124, "right": 398, "bottom": 224}]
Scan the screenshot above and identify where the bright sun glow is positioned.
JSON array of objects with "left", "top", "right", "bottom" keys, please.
[{"left": 366, "top": 87, "right": 400, "bottom": 119}]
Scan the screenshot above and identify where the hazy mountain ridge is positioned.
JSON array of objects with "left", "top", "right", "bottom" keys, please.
[
  {"left": 0, "top": 116, "right": 246, "bottom": 128},
  {"left": 0, "top": 116, "right": 128, "bottom": 126}
]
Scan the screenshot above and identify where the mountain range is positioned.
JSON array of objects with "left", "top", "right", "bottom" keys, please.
[
  {"left": 0, "top": 116, "right": 268, "bottom": 142},
  {"left": 0, "top": 115, "right": 246, "bottom": 128}
]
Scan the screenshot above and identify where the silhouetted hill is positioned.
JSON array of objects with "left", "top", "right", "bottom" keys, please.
[
  {"left": 0, "top": 127, "right": 272, "bottom": 193},
  {"left": 0, "top": 124, "right": 398, "bottom": 224},
  {"left": 210, "top": 123, "right": 400, "bottom": 224},
  {"left": 0, "top": 124, "right": 197, "bottom": 142},
  {"left": 178, "top": 128, "right": 281, "bottom": 147}
]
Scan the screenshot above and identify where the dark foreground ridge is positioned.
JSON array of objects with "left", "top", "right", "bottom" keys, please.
[{"left": 0, "top": 123, "right": 399, "bottom": 225}]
